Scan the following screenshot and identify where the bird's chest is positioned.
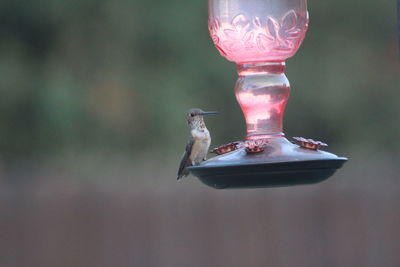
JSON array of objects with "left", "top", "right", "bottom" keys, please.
[{"left": 190, "top": 129, "right": 211, "bottom": 164}]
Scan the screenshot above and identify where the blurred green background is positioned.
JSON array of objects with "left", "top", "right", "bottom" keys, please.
[{"left": 0, "top": 0, "right": 399, "bottom": 266}]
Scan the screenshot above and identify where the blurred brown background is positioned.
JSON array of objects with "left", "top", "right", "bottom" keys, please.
[{"left": 0, "top": 0, "right": 399, "bottom": 266}]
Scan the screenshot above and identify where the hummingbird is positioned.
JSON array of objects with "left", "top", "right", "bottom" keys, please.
[{"left": 177, "top": 108, "right": 219, "bottom": 180}]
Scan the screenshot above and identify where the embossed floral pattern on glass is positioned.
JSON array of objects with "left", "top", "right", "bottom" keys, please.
[
  {"left": 209, "top": 10, "right": 308, "bottom": 63},
  {"left": 208, "top": 0, "right": 308, "bottom": 138}
]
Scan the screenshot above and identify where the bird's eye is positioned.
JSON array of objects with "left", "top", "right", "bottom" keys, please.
[{"left": 190, "top": 113, "right": 194, "bottom": 117}]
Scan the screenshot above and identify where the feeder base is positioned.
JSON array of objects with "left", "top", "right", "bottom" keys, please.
[{"left": 187, "top": 137, "right": 347, "bottom": 189}]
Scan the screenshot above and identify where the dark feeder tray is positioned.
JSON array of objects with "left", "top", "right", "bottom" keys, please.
[{"left": 188, "top": 137, "right": 347, "bottom": 189}]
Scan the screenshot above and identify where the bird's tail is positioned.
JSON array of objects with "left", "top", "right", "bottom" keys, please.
[{"left": 177, "top": 169, "right": 189, "bottom": 180}]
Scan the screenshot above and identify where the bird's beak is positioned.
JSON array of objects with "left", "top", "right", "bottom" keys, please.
[{"left": 201, "top": 111, "right": 219, "bottom": 115}]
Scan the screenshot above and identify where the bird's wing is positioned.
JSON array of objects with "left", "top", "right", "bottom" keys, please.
[{"left": 177, "top": 137, "right": 194, "bottom": 180}]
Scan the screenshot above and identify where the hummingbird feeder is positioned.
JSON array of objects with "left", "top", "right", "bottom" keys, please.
[{"left": 188, "top": 0, "right": 347, "bottom": 189}]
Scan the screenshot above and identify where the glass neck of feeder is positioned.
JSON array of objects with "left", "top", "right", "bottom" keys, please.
[{"left": 235, "top": 61, "right": 290, "bottom": 140}]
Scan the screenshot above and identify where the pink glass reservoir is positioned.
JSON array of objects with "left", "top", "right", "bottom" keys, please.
[
  {"left": 209, "top": 0, "right": 308, "bottom": 139},
  {"left": 209, "top": 0, "right": 308, "bottom": 63}
]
